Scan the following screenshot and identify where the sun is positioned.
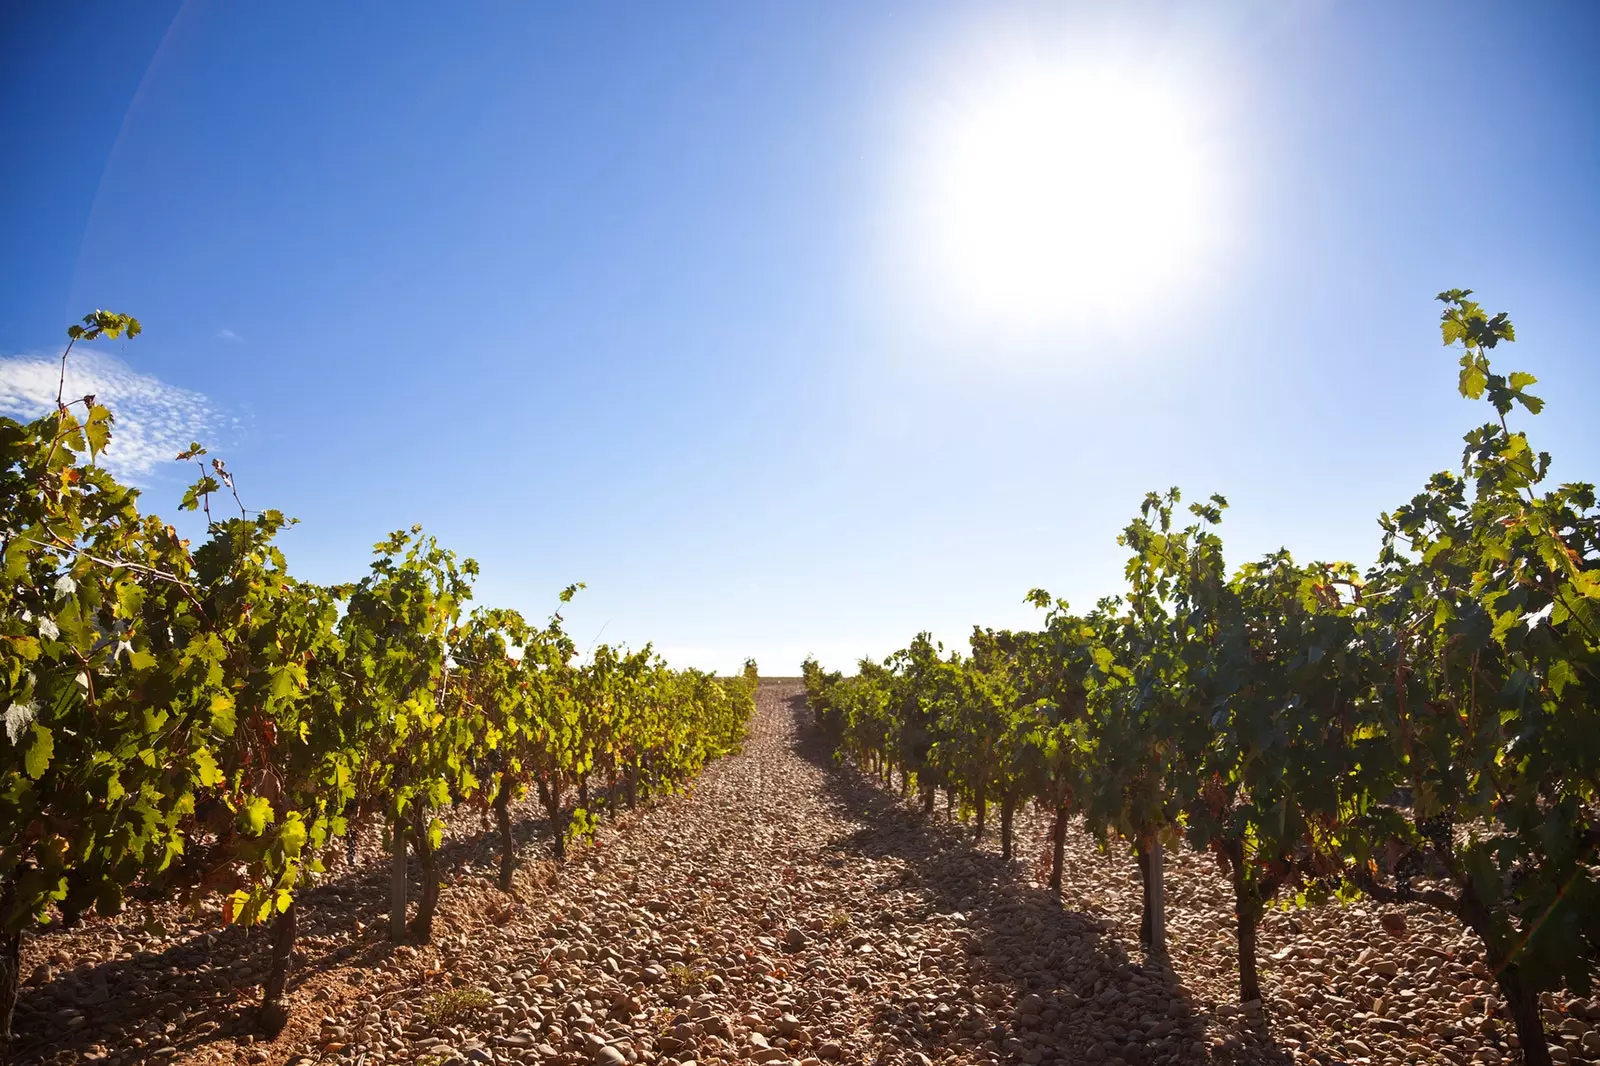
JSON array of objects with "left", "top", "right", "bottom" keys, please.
[{"left": 897, "top": 52, "right": 1226, "bottom": 339}]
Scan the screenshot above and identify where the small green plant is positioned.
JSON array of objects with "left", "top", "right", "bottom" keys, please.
[
  {"left": 419, "top": 985, "right": 494, "bottom": 1028},
  {"left": 666, "top": 962, "right": 713, "bottom": 994},
  {"left": 829, "top": 910, "right": 852, "bottom": 929}
]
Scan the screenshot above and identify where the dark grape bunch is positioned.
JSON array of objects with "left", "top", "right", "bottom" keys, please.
[
  {"left": 1417, "top": 812, "right": 1454, "bottom": 856},
  {"left": 1394, "top": 848, "right": 1428, "bottom": 901}
]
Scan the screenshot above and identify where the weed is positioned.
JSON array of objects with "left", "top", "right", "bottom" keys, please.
[
  {"left": 666, "top": 961, "right": 713, "bottom": 994},
  {"left": 418, "top": 985, "right": 494, "bottom": 1028}
]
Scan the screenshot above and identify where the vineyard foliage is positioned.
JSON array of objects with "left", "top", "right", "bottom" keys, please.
[
  {"left": 0, "top": 312, "right": 756, "bottom": 1042},
  {"left": 804, "top": 292, "right": 1598, "bottom": 1066}
]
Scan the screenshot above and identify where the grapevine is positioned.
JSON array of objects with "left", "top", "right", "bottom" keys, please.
[{"left": 0, "top": 314, "right": 757, "bottom": 1045}]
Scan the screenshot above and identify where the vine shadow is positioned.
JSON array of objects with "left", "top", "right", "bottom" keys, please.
[
  {"left": 784, "top": 690, "right": 1285, "bottom": 1066},
  {"left": 9, "top": 791, "right": 574, "bottom": 1065}
]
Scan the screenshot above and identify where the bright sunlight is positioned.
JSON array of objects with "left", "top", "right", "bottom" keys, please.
[{"left": 900, "top": 52, "right": 1226, "bottom": 339}]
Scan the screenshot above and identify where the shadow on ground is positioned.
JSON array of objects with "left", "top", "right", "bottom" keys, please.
[
  {"left": 9, "top": 798, "right": 574, "bottom": 1065},
  {"left": 785, "top": 690, "right": 1285, "bottom": 1066}
]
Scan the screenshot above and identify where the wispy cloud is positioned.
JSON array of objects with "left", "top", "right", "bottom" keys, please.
[
  {"left": 0, "top": 351, "right": 217, "bottom": 480},
  {"left": 216, "top": 328, "right": 241, "bottom": 342}
]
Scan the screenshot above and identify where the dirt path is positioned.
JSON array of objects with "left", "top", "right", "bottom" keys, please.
[
  {"left": 251, "top": 680, "right": 1209, "bottom": 1066},
  {"left": 14, "top": 682, "right": 1597, "bottom": 1066}
]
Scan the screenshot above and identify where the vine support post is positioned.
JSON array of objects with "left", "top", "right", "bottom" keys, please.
[
  {"left": 1134, "top": 838, "right": 1167, "bottom": 957},
  {"left": 1147, "top": 839, "right": 1166, "bottom": 957},
  {"left": 388, "top": 814, "right": 408, "bottom": 942}
]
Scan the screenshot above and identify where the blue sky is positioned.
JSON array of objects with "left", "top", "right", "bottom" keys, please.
[{"left": 3, "top": 2, "right": 1597, "bottom": 674}]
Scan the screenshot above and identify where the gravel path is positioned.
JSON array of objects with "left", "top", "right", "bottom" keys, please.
[{"left": 12, "top": 681, "right": 1599, "bottom": 1066}]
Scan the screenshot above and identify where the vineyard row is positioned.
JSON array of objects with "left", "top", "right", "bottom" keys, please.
[
  {"left": 0, "top": 311, "right": 758, "bottom": 1044},
  {"left": 800, "top": 291, "right": 1598, "bottom": 1066}
]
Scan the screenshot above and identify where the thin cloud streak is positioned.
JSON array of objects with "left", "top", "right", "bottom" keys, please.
[{"left": 0, "top": 350, "right": 216, "bottom": 479}]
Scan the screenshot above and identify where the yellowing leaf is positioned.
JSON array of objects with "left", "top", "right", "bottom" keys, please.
[
  {"left": 24, "top": 724, "right": 53, "bottom": 779},
  {"left": 241, "top": 796, "right": 274, "bottom": 835},
  {"left": 210, "top": 692, "right": 236, "bottom": 736},
  {"left": 278, "top": 813, "right": 308, "bottom": 856},
  {"left": 193, "top": 747, "right": 224, "bottom": 787}
]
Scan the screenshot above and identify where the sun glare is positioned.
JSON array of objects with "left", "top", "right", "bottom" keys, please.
[{"left": 898, "top": 53, "right": 1226, "bottom": 341}]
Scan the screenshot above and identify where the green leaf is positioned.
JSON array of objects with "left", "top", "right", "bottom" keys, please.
[
  {"left": 278, "top": 813, "right": 308, "bottom": 857},
  {"left": 269, "top": 663, "right": 305, "bottom": 702},
  {"left": 210, "top": 692, "right": 237, "bottom": 736},
  {"left": 1548, "top": 659, "right": 1578, "bottom": 699},
  {"left": 25, "top": 724, "right": 53, "bottom": 779},
  {"left": 194, "top": 747, "right": 224, "bottom": 787},
  {"left": 241, "top": 796, "right": 275, "bottom": 836},
  {"left": 84, "top": 405, "right": 113, "bottom": 458}
]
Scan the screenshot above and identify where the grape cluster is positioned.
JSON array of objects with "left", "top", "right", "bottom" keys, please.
[
  {"left": 1417, "top": 812, "right": 1454, "bottom": 855},
  {"left": 1394, "top": 848, "right": 1428, "bottom": 901}
]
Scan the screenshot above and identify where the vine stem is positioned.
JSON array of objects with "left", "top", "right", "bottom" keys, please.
[{"left": 54, "top": 336, "right": 78, "bottom": 409}]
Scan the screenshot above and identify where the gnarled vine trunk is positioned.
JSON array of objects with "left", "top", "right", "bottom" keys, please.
[
  {"left": 1223, "top": 838, "right": 1268, "bottom": 1006},
  {"left": 410, "top": 806, "right": 440, "bottom": 943},
  {"left": 1461, "top": 894, "right": 1553, "bottom": 1066},
  {"left": 258, "top": 901, "right": 297, "bottom": 1037},
  {"left": 1496, "top": 961, "right": 1552, "bottom": 1066},
  {"left": 539, "top": 778, "right": 567, "bottom": 859},
  {"left": 0, "top": 877, "right": 20, "bottom": 1049},
  {"left": 1049, "top": 804, "right": 1068, "bottom": 896},
  {"left": 1351, "top": 859, "right": 1553, "bottom": 1063},
  {"left": 973, "top": 785, "right": 987, "bottom": 841},
  {"left": 494, "top": 772, "right": 517, "bottom": 892},
  {"left": 999, "top": 794, "right": 1017, "bottom": 860}
]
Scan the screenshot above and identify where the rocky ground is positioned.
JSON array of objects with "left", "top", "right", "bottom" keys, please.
[{"left": 10, "top": 681, "right": 1599, "bottom": 1066}]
